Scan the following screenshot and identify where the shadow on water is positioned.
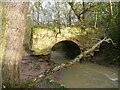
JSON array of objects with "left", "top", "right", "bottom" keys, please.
[
  {"left": 50, "top": 40, "right": 80, "bottom": 63},
  {"left": 49, "top": 40, "right": 118, "bottom": 88}
]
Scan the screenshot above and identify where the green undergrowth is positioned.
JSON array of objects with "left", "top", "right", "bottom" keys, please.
[
  {"left": 15, "top": 78, "right": 66, "bottom": 88},
  {"left": 94, "top": 42, "right": 119, "bottom": 66},
  {"left": 102, "top": 44, "right": 119, "bottom": 65}
]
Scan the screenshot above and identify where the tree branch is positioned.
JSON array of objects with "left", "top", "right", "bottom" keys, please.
[
  {"left": 68, "top": 2, "right": 95, "bottom": 20},
  {"left": 27, "top": 1, "right": 40, "bottom": 15},
  {"left": 22, "top": 37, "right": 112, "bottom": 89}
]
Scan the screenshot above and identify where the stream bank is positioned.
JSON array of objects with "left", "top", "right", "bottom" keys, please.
[{"left": 20, "top": 46, "right": 119, "bottom": 88}]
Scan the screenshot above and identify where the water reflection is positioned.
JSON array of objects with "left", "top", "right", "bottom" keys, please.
[
  {"left": 50, "top": 51, "right": 118, "bottom": 88},
  {"left": 50, "top": 40, "right": 118, "bottom": 88},
  {"left": 56, "top": 62, "right": 118, "bottom": 88}
]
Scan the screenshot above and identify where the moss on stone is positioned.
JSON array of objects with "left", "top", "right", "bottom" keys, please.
[{"left": 31, "top": 26, "right": 103, "bottom": 56}]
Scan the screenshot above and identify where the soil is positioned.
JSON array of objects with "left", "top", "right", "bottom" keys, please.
[{"left": 20, "top": 51, "right": 58, "bottom": 88}]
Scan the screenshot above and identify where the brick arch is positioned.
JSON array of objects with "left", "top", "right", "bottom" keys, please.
[
  {"left": 51, "top": 37, "right": 82, "bottom": 51},
  {"left": 50, "top": 38, "right": 82, "bottom": 59}
]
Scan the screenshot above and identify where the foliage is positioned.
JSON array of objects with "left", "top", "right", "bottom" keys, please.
[
  {"left": 97, "top": 43, "right": 119, "bottom": 65},
  {"left": 103, "top": 2, "right": 120, "bottom": 64}
]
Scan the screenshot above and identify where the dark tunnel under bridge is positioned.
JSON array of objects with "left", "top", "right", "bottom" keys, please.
[{"left": 50, "top": 40, "right": 81, "bottom": 60}]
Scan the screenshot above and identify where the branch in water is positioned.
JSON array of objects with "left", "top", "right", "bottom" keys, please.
[{"left": 22, "top": 37, "right": 112, "bottom": 89}]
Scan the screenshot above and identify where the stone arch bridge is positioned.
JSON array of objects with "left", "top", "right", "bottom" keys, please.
[{"left": 31, "top": 27, "right": 103, "bottom": 56}]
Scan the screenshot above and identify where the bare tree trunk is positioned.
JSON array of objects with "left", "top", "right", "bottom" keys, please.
[
  {"left": 57, "top": 2, "right": 61, "bottom": 34},
  {"left": 94, "top": 10, "right": 98, "bottom": 28},
  {"left": 69, "top": 8, "right": 72, "bottom": 26},
  {"left": 1, "top": 2, "right": 28, "bottom": 88},
  {"left": 0, "top": 1, "right": 3, "bottom": 89},
  {"left": 68, "top": 2, "right": 95, "bottom": 27},
  {"left": 32, "top": 6, "right": 35, "bottom": 21},
  {"left": 36, "top": 1, "right": 40, "bottom": 24},
  {"left": 109, "top": 0, "right": 113, "bottom": 17},
  {"left": 82, "top": 1, "right": 85, "bottom": 25}
]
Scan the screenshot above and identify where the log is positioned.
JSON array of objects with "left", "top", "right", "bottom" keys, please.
[{"left": 23, "top": 37, "right": 112, "bottom": 89}]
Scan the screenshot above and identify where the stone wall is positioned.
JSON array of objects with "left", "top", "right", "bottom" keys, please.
[{"left": 31, "top": 27, "right": 104, "bottom": 55}]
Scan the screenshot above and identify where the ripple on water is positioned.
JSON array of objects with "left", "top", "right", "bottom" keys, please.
[{"left": 56, "top": 62, "right": 118, "bottom": 88}]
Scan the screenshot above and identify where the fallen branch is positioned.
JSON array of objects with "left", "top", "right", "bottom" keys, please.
[{"left": 24, "top": 37, "right": 111, "bottom": 89}]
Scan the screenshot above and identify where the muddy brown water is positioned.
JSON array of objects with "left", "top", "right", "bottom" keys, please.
[{"left": 50, "top": 51, "right": 118, "bottom": 88}]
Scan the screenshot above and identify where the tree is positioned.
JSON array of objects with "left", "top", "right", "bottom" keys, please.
[
  {"left": 36, "top": 1, "right": 41, "bottom": 24},
  {"left": 117, "top": 2, "right": 120, "bottom": 52},
  {"left": 109, "top": 0, "right": 113, "bottom": 17},
  {"left": 68, "top": 2, "right": 95, "bottom": 28},
  {"left": 0, "top": 1, "right": 29, "bottom": 88},
  {"left": 0, "top": 1, "right": 3, "bottom": 89},
  {"left": 55, "top": 2, "right": 61, "bottom": 33}
]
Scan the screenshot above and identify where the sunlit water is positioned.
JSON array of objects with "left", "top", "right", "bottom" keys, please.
[{"left": 50, "top": 51, "right": 118, "bottom": 88}]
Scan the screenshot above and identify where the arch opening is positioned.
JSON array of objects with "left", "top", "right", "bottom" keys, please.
[{"left": 50, "top": 40, "right": 81, "bottom": 60}]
